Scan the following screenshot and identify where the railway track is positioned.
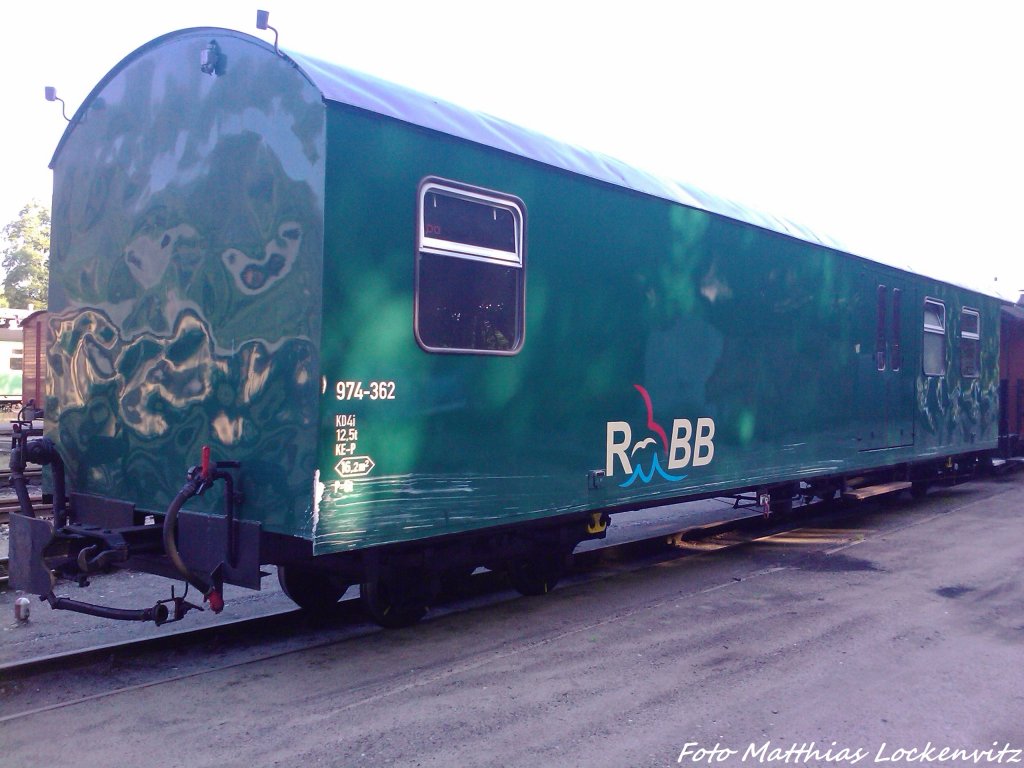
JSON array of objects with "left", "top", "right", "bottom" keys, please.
[
  {"left": 0, "top": 468, "right": 43, "bottom": 483},
  {"left": 0, "top": 498, "right": 51, "bottom": 528},
  {"left": 0, "top": 495, "right": 863, "bottom": 688},
  {"left": 3, "top": 471, "right": 1018, "bottom": 723},
  {"left": 1, "top": 481, "right": 1019, "bottom": 767},
  {"left": 0, "top": 468, "right": 45, "bottom": 523}
]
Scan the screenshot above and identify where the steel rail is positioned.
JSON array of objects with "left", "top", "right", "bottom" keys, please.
[
  {"left": 0, "top": 486, "right": 975, "bottom": 726},
  {"left": 0, "top": 500, "right": 51, "bottom": 528},
  {"left": 1, "top": 469, "right": 1020, "bottom": 723},
  {"left": 9, "top": 465, "right": 1022, "bottom": 720},
  {"left": 0, "top": 499, "right": 842, "bottom": 686},
  {"left": 0, "top": 469, "right": 43, "bottom": 482}
]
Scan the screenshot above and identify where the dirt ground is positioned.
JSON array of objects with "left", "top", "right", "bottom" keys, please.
[{"left": 1, "top": 476, "right": 1022, "bottom": 768}]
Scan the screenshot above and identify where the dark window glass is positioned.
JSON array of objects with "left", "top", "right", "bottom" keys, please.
[
  {"left": 961, "top": 338, "right": 980, "bottom": 377},
  {"left": 417, "top": 254, "right": 520, "bottom": 351},
  {"left": 961, "top": 309, "right": 980, "bottom": 336},
  {"left": 923, "top": 299, "right": 946, "bottom": 376},
  {"left": 923, "top": 334, "right": 945, "bottom": 376},
  {"left": 416, "top": 180, "right": 525, "bottom": 354},
  {"left": 891, "top": 288, "right": 902, "bottom": 371},
  {"left": 961, "top": 308, "right": 980, "bottom": 378},
  {"left": 423, "top": 193, "right": 517, "bottom": 254}
]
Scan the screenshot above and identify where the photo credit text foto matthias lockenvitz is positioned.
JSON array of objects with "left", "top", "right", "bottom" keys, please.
[{"left": 677, "top": 741, "right": 1023, "bottom": 765}]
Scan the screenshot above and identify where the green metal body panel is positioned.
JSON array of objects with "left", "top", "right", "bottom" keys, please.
[
  {"left": 47, "top": 30, "right": 325, "bottom": 536},
  {"left": 0, "top": 370, "right": 21, "bottom": 401},
  {"left": 0, "top": 320, "right": 25, "bottom": 401},
  {"left": 313, "top": 101, "right": 999, "bottom": 553},
  {"left": 46, "top": 29, "right": 1000, "bottom": 560}
]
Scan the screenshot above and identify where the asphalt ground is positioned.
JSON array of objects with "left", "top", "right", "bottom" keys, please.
[{"left": 0, "top": 473, "right": 1021, "bottom": 767}]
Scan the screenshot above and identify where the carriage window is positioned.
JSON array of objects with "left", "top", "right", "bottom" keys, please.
[
  {"left": 415, "top": 178, "right": 525, "bottom": 354},
  {"left": 961, "top": 308, "right": 980, "bottom": 378},
  {"left": 922, "top": 299, "right": 946, "bottom": 376}
]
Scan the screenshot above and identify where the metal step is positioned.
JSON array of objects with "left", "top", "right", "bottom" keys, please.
[
  {"left": 992, "top": 457, "right": 1024, "bottom": 468},
  {"left": 842, "top": 481, "right": 913, "bottom": 501}
]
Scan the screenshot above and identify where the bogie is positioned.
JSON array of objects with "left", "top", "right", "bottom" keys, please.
[
  {"left": 506, "top": 550, "right": 570, "bottom": 597},
  {"left": 360, "top": 568, "right": 435, "bottom": 629},
  {"left": 278, "top": 566, "right": 351, "bottom": 613}
]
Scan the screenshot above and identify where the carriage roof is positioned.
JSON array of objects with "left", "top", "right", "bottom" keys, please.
[
  {"left": 51, "top": 27, "right": 996, "bottom": 298},
  {"left": 288, "top": 48, "right": 845, "bottom": 252}
]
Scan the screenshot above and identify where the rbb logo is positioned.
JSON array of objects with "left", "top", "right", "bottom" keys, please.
[{"left": 606, "top": 418, "right": 716, "bottom": 477}]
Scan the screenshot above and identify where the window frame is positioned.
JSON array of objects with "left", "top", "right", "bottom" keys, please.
[
  {"left": 414, "top": 177, "right": 527, "bottom": 356},
  {"left": 922, "top": 297, "right": 946, "bottom": 376},
  {"left": 960, "top": 307, "right": 981, "bottom": 378}
]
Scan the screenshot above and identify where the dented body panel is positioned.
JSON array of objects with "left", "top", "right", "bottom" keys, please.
[{"left": 48, "top": 30, "right": 325, "bottom": 539}]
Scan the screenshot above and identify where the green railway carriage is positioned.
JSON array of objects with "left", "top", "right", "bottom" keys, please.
[
  {"left": 10, "top": 25, "right": 1001, "bottom": 627},
  {"left": 0, "top": 309, "right": 32, "bottom": 408}
]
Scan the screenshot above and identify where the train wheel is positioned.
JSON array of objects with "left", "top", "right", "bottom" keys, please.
[
  {"left": 277, "top": 566, "right": 350, "bottom": 612},
  {"left": 507, "top": 552, "right": 566, "bottom": 597},
  {"left": 360, "top": 571, "right": 431, "bottom": 629}
]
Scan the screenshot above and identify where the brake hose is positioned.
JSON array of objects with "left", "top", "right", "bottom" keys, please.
[{"left": 162, "top": 478, "right": 224, "bottom": 612}]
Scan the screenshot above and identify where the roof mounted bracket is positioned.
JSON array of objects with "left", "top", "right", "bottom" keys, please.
[{"left": 256, "top": 10, "right": 282, "bottom": 57}]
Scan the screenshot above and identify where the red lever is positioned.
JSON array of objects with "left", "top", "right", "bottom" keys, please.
[
  {"left": 201, "top": 445, "right": 211, "bottom": 480},
  {"left": 206, "top": 589, "right": 224, "bottom": 613}
]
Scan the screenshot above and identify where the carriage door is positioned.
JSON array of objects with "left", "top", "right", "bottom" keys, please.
[
  {"left": 861, "top": 281, "right": 915, "bottom": 451},
  {"left": 875, "top": 283, "right": 915, "bottom": 448}
]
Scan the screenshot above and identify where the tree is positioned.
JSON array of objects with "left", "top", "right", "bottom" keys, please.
[{"left": 1, "top": 201, "right": 50, "bottom": 308}]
